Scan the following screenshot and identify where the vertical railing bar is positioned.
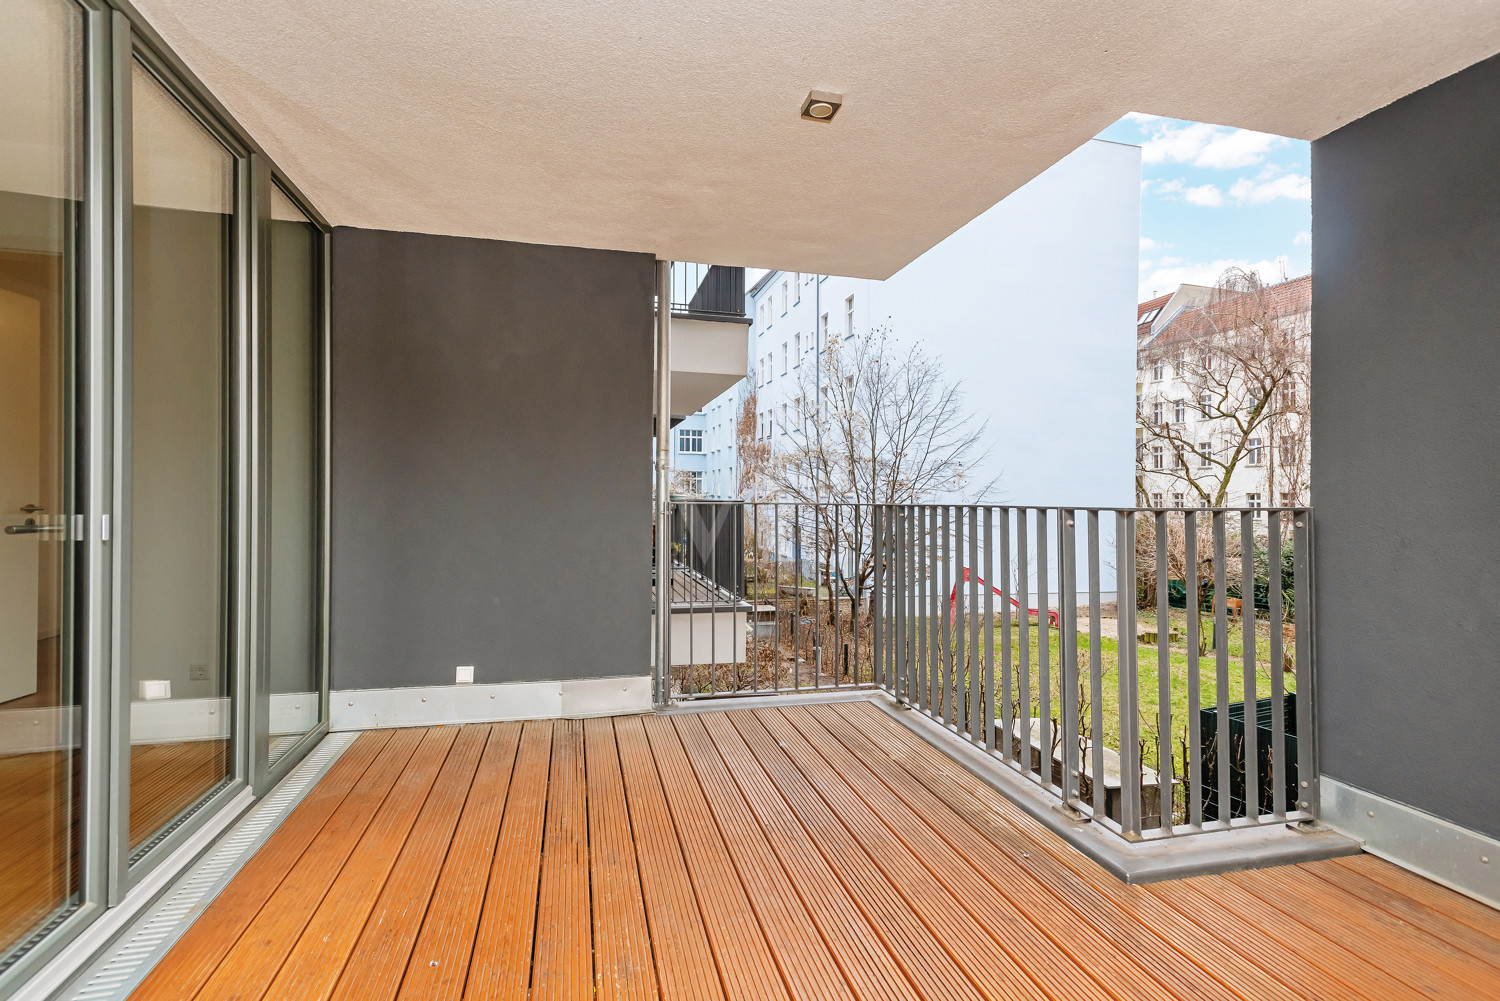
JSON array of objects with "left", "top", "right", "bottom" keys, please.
[
  {"left": 833, "top": 504, "right": 842, "bottom": 690},
  {"left": 916, "top": 506, "right": 926, "bottom": 712},
  {"left": 941, "top": 505, "right": 953, "bottom": 726},
  {"left": 793, "top": 505, "right": 801, "bottom": 692},
  {"left": 687, "top": 501, "right": 697, "bottom": 694},
  {"left": 1088, "top": 512, "right": 1105, "bottom": 820},
  {"left": 1018, "top": 508, "right": 1031, "bottom": 776},
  {"left": 1241, "top": 510, "right": 1258, "bottom": 822},
  {"left": 1214, "top": 511, "right": 1230, "bottom": 825},
  {"left": 1060, "top": 510, "right": 1079, "bottom": 810},
  {"left": 1268, "top": 509, "right": 1286, "bottom": 819},
  {"left": 710, "top": 505, "right": 720, "bottom": 695},
  {"left": 1155, "top": 509, "right": 1172, "bottom": 834},
  {"left": 929, "top": 504, "right": 941, "bottom": 719},
  {"left": 999, "top": 508, "right": 1013, "bottom": 764},
  {"left": 907, "top": 505, "right": 917, "bottom": 704},
  {"left": 951, "top": 505, "right": 964, "bottom": 732},
  {"left": 984, "top": 507, "right": 996, "bottom": 752},
  {"left": 1186, "top": 510, "right": 1203, "bottom": 827},
  {"left": 868, "top": 504, "right": 880, "bottom": 695},
  {"left": 773, "top": 502, "right": 782, "bottom": 694},
  {"left": 1117, "top": 510, "right": 1142, "bottom": 837},
  {"left": 750, "top": 502, "right": 759, "bottom": 694},
  {"left": 813, "top": 504, "right": 822, "bottom": 691},
  {"left": 1294, "top": 510, "right": 1316, "bottom": 818},
  {"left": 969, "top": 505, "right": 982, "bottom": 743},
  {"left": 1037, "top": 508, "right": 1052, "bottom": 789}
]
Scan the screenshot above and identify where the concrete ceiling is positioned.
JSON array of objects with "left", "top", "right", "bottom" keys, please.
[{"left": 131, "top": 0, "right": 1500, "bottom": 279}]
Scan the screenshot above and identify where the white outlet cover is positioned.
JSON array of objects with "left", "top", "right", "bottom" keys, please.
[
  {"left": 456, "top": 665, "right": 474, "bottom": 684},
  {"left": 138, "top": 679, "right": 171, "bottom": 701}
]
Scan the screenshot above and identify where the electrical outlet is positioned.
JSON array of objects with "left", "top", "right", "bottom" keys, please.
[
  {"left": 189, "top": 662, "right": 209, "bottom": 681},
  {"left": 456, "top": 665, "right": 474, "bottom": 685}
]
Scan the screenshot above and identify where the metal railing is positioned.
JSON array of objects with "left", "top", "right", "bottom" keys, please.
[
  {"left": 653, "top": 500, "right": 1318, "bottom": 843},
  {"left": 668, "top": 263, "right": 746, "bottom": 318}
]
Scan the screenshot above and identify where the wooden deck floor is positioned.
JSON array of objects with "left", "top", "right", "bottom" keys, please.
[{"left": 130, "top": 701, "right": 1500, "bottom": 1001}]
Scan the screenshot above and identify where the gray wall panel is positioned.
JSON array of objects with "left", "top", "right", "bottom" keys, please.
[
  {"left": 330, "top": 227, "right": 653, "bottom": 690},
  {"left": 1312, "top": 52, "right": 1500, "bottom": 838}
]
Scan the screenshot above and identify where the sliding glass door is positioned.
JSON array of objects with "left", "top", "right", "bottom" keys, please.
[
  {"left": 0, "top": 1, "right": 330, "bottom": 983},
  {"left": 123, "top": 60, "right": 237, "bottom": 860},
  {"left": 0, "top": 0, "right": 87, "bottom": 963}
]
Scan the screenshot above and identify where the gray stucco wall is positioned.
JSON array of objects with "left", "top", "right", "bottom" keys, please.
[
  {"left": 1312, "top": 52, "right": 1500, "bottom": 838},
  {"left": 330, "top": 227, "right": 654, "bottom": 690}
]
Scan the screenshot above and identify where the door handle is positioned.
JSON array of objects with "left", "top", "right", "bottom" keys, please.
[{"left": 5, "top": 521, "right": 63, "bottom": 535}]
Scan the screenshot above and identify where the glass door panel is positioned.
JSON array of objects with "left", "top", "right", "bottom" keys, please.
[
  {"left": 0, "top": 0, "right": 86, "bottom": 959},
  {"left": 126, "top": 62, "right": 235, "bottom": 856},
  {"left": 266, "top": 187, "right": 321, "bottom": 764}
]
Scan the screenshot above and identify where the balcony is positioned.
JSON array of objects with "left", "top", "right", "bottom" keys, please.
[
  {"left": 662, "top": 263, "right": 751, "bottom": 419},
  {"left": 117, "top": 701, "right": 1500, "bottom": 1000}
]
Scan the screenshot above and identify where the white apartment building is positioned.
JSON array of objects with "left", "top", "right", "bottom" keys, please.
[{"left": 1136, "top": 275, "right": 1312, "bottom": 513}]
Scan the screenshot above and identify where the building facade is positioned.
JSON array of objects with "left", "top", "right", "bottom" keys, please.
[{"left": 1135, "top": 275, "right": 1312, "bottom": 511}]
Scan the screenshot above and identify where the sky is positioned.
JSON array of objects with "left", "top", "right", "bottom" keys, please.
[{"left": 1095, "top": 113, "right": 1310, "bottom": 302}]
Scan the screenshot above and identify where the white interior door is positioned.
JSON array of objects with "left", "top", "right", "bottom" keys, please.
[{"left": 0, "top": 284, "right": 42, "bottom": 704}]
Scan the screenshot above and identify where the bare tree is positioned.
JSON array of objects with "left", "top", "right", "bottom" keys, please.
[
  {"left": 766, "top": 328, "right": 995, "bottom": 612},
  {"left": 1138, "top": 268, "right": 1310, "bottom": 507},
  {"left": 734, "top": 382, "right": 772, "bottom": 501}
]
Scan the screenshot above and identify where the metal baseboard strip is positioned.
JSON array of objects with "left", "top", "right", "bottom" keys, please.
[
  {"left": 655, "top": 688, "right": 881, "bottom": 715},
  {"left": 866, "top": 693, "right": 1361, "bottom": 883},
  {"left": 39, "top": 731, "right": 357, "bottom": 1001}
]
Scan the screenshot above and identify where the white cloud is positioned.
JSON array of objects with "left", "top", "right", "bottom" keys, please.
[
  {"left": 1228, "top": 173, "right": 1311, "bottom": 203},
  {"left": 1139, "top": 236, "right": 1160, "bottom": 250},
  {"left": 1139, "top": 256, "right": 1299, "bottom": 302},
  {"left": 1183, "top": 184, "right": 1224, "bottom": 207},
  {"left": 1139, "top": 121, "right": 1285, "bottom": 169},
  {"left": 1293, "top": 231, "right": 1312, "bottom": 247}
]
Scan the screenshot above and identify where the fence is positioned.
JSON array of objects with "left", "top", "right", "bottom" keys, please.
[{"left": 654, "top": 500, "right": 1318, "bottom": 842}]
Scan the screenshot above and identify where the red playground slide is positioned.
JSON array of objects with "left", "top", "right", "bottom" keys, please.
[{"left": 947, "top": 567, "right": 1060, "bottom": 627}]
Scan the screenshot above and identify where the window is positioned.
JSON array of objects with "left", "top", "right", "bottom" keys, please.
[
  {"left": 1173, "top": 352, "right": 1185, "bottom": 375},
  {"left": 845, "top": 295, "right": 855, "bottom": 339},
  {"left": 794, "top": 332, "right": 801, "bottom": 362},
  {"left": 1152, "top": 445, "right": 1164, "bottom": 470},
  {"left": 1280, "top": 492, "right": 1296, "bottom": 507},
  {"left": 820, "top": 312, "right": 830, "bottom": 345},
  {"left": 781, "top": 343, "right": 788, "bottom": 375},
  {"left": 1201, "top": 349, "right": 1213, "bottom": 371},
  {"left": 1173, "top": 493, "right": 1185, "bottom": 508},
  {"left": 1280, "top": 441, "right": 1296, "bottom": 466},
  {"left": 1199, "top": 393, "right": 1213, "bottom": 418},
  {"left": 1198, "top": 441, "right": 1212, "bottom": 467},
  {"left": 759, "top": 299, "right": 771, "bottom": 328},
  {"left": 683, "top": 471, "right": 704, "bottom": 494},
  {"left": 1247, "top": 437, "right": 1264, "bottom": 465},
  {"left": 1139, "top": 306, "right": 1162, "bottom": 325},
  {"left": 780, "top": 403, "right": 788, "bottom": 434},
  {"left": 1246, "top": 492, "right": 1263, "bottom": 516},
  {"left": 1152, "top": 401, "right": 1163, "bottom": 425},
  {"left": 780, "top": 281, "right": 788, "bottom": 314},
  {"left": 1173, "top": 400, "right": 1186, "bottom": 423},
  {"left": 1136, "top": 393, "right": 1142, "bottom": 415},
  {"left": 1152, "top": 360, "right": 1164, "bottom": 381},
  {"left": 1152, "top": 492, "right": 1164, "bottom": 508},
  {"left": 793, "top": 274, "right": 801, "bottom": 303},
  {"left": 1280, "top": 382, "right": 1298, "bottom": 409},
  {"left": 678, "top": 428, "right": 703, "bottom": 453}
]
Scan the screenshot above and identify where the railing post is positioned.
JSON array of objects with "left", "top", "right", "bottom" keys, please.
[
  {"left": 1116, "top": 510, "right": 1142, "bottom": 838},
  {"left": 1156, "top": 509, "right": 1173, "bottom": 833},
  {"left": 1059, "top": 510, "right": 1080, "bottom": 812},
  {"left": 653, "top": 260, "right": 672, "bottom": 706},
  {"left": 1294, "top": 509, "right": 1318, "bottom": 818},
  {"left": 1268, "top": 509, "right": 1286, "bottom": 820}
]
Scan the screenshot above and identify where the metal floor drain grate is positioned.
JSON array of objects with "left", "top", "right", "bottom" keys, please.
[{"left": 62, "top": 732, "right": 357, "bottom": 1001}]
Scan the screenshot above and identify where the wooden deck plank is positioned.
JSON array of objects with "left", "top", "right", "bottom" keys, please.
[
  {"left": 1152, "top": 871, "right": 1423, "bottom": 1000},
  {"left": 128, "top": 730, "right": 393, "bottom": 1001},
  {"left": 780, "top": 704, "right": 1112, "bottom": 1001},
  {"left": 696, "top": 711, "right": 925, "bottom": 1001},
  {"left": 613, "top": 715, "right": 726, "bottom": 1001},
  {"left": 640, "top": 713, "right": 793, "bottom": 1001},
  {"left": 1308, "top": 857, "right": 1500, "bottom": 959},
  {"left": 726, "top": 709, "right": 988, "bottom": 1001},
  {"left": 1227, "top": 864, "right": 1500, "bottom": 997},
  {"left": 395, "top": 723, "right": 522, "bottom": 1001},
  {"left": 532, "top": 719, "right": 594, "bottom": 1001},
  {"left": 831, "top": 701, "right": 1309, "bottom": 1001},
  {"left": 582, "top": 717, "right": 660, "bottom": 1001},
  {"left": 462, "top": 719, "right": 553, "bottom": 1000},
  {"left": 1331, "top": 854, "right": 1500, "bottom": 944},
  {"left": 139, "top": 728, "right": 426, "bottom": 1001},
  {"left": 751, "top": 707, "right": 1050, "bottom": 1001},
  {"left": 672, "top": 713, "right": 863, "bottom": 1001},
  {"left": 323, "top": 725, "right": 492, "bottom": 1001},
  {"left": 252, "top": 726, "right": 460, "bottom": 1001},
  {"left": 803, "top": 702, "right": 1200, "bottom": 1001}
]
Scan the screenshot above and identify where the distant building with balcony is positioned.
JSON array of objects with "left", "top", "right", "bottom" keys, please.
[{"left": 1136, "top": 275, "right": 1312, "bottom": 512}]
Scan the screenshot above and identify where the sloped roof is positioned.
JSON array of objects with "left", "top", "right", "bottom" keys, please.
[{"left": 1145, "top": 274, "right": 1312, "bottom": 350}]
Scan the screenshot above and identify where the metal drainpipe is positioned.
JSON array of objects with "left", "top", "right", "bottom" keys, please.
[{"left": 654, "top": 260, "right": 673, "bottom": 705}]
